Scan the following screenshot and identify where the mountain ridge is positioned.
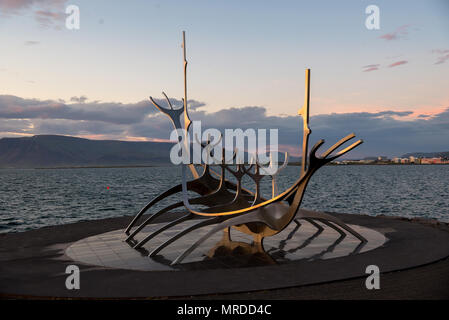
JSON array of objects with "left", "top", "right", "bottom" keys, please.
[
  {"left": 0, "top": 135, "right": 174, "bottom": 168},
  {"left": 2, "top": 135, "right": 445, "bottom": 169}
]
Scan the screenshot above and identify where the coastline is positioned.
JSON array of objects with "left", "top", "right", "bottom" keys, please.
[{"left": 1, "top": 163, "right": 448, "bottom": 170}]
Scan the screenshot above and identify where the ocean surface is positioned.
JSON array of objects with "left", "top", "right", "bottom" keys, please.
[{"left": 1, "top": 165, "right": 448, "bottom": 233}]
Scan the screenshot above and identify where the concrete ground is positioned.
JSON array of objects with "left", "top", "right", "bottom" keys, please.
[
  {"left": 1, "top": 212, "right": 448, "bottom": 299},
  {"left": 185, "top": 255, "right": 449, "bottom": 300}
]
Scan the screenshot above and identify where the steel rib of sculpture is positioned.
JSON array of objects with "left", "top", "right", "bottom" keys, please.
[{"left": 124, "top": 31, "right": 367, "bottom": 265}]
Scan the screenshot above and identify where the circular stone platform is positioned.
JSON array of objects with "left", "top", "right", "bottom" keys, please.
[
  {"left": 1, "top": 211, "right": 449, "bottom": 298},
  {"left": 65, "top": 220, "right": 386, "bottom": 271}
]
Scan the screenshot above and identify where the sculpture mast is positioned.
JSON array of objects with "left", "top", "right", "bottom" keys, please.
[
  {"left": 299, "top": 69, "right": 311, "bottom": 176},
  {"left": 182, "top": 31, "right": 199, "bottom": 179}
]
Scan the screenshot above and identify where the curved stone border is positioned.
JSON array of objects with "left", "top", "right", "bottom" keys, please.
[
  {"left": 64, "top": 220, "right": 387, "bottom": 271},
  {"left": 1, "top": 212, "right": 449, "bottom": 298}
]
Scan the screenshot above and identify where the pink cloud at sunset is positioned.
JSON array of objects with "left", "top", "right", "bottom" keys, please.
[
  {"left": 0, "top": 0, "right": 66, "bottom": 13},
  {"left": 362, "top": 64, "right": 380, "bottom": 72},
  {"left": 432, "top": 49, "right": 449, "bottom": 65},
  {"left": 379, "top": 25, "right": 411, "bottom": 41},
  {"left": 0, "top": 0, "right": 67, "bottom": 28},
  {"left": 410, "top": 104, "right": 449, "bottom": 119},
  {"left": 388, "top": 60, "right": 408, "bottom": 68}
]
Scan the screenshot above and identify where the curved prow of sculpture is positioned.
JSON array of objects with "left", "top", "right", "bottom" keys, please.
[{"left": 169, "top": 136, "right": 366, "bottom": 265}]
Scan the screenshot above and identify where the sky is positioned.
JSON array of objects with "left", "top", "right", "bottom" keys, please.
[{"left": 0, "top": 0, "right": 448, "bottom": 158}]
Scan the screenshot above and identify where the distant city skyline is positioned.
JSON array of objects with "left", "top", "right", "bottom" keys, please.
[{"left": 0, "top": 0, "right": 448, "bottom": 157}]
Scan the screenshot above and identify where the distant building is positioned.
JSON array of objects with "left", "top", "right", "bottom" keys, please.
[
  {"left": 408, "top": 156, "right": 421, "bottom": 164},
  {"left": 359, "top": 159, "right": 375, "bottom": 164},
  {"left": 421, "top": 157, "right": 443, "bottom": 164},
  {"left": 337, "top": 156, "right": 448, "bottom": 165}
]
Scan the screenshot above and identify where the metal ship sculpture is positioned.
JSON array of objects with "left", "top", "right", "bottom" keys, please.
[{"left": 124, "top": 32, "right": 367, "bottom": 265}]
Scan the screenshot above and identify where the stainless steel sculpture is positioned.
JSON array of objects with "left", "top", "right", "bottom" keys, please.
[{"left": 125, "top": 32, "right": 367, "bottom": 265}]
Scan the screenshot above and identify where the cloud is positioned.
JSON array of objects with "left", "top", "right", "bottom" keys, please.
[
  {"left": 0, "top": 95, "right": 205, "bottom": 125},
  {"left": 304, "top": 108, "right": 449, "bottom": 158},
  {"left": 388, "top": 60, "right": 408, "bottom": 68},
  {"left": 432, "top": 49, "right": 449, "bottom": 65},
  {"left": 0, "top": 0, "right": 67, "bottom": 28},
  {"left": 379, "top": 25, "right": 410, "bottom": 41},
  {"left": 1, "top": 94, "right": 448, "bottom": 158},
  {"left": 0, "top": 0, "right": 36, "bottom": 12},
  {"left": 362, "top": 64, "right": 380, "bottom": 72},
  {"left": 70, "top": 96, "right": 88, "bottom": 103},
  {"left": 362, "top": 60, "right": 409, "bottom": 72},
  {"left": 0, "top": 0, "right": 66, "bottom": 13},
  {"left": 34, "top": 9, "right": 65, "bottom": 28},
  {"left": 372, "top": 111, "right": 413, "bottom": 117},
  {"left": 0, "top": 118, "right": 33, "bottom": 134},
  {"left": 24, "top": 40, "right": 40, "bottom": 46}
]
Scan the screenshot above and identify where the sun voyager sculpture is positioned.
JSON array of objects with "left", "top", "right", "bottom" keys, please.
[{"left": 124, "top": 32, "right": 367, "bottom": 265}]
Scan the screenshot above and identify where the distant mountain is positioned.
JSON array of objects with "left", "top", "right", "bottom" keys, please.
[
  {"left": 0, "top": 134, "right": 305, "bottom": 169},
  {"left": 0, "top": 135, "right": 174, "bottom": 168},
  {"left": 401, "top": 151, "right": 449, "bottom": 159}
]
